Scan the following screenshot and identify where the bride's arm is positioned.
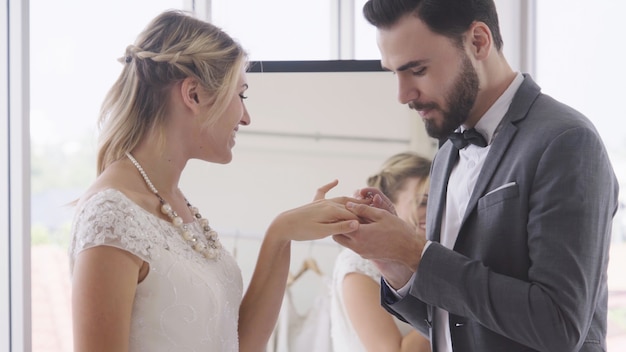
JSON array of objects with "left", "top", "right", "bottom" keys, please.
[
  {"left": 237, "top": 182, "right": 363, "bottom": 352},
  {"left": 72, "top": 246, "right": 143, "bottom": 352},
  {"left": 237, "top": 224, "right": 291, "bottom": 352}
]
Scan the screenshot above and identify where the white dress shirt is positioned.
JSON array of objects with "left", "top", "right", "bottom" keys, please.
[{"left": 390, "top": 72, "right": 524, "bottom": 352}]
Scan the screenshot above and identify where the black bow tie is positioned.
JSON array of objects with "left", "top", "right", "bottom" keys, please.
[{"left": 448, "top": 128, "right": 488, "bottom": 149}]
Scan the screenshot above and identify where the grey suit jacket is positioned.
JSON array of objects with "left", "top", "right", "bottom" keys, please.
[{"left": 381, "top": 75, "right": 619, "bottom": 352}]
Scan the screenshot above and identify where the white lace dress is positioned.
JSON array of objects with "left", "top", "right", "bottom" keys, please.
[
  {"left": 330, "top": 248, "right": 414, "bottom": 352},
  {"left": 69, "top": 189, "right": 243, "bottom": 352}
]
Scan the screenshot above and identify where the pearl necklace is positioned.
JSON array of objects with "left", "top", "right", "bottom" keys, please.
[{"left": 126, "top": 152, "right": 222, "bottom": 259}]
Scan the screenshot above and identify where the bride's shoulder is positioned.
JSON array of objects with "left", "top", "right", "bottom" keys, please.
[
  {"left": 76, "top": 161, "right": 148, "bottom": 211},
  {"left": 334, "top": 248, "right": 379, "bottom": 279}
]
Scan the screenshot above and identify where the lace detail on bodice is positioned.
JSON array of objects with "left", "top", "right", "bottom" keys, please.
[
  {"left": 69, "top": 188, "right": 224, "bottom": 269},
  {"left": 69, "top": 188, "right": 243, "bottom": 351}
]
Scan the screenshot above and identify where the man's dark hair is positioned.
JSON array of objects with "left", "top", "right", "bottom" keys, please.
[{"left": 363, "top": 0, "right": 503, "bottom": 51}]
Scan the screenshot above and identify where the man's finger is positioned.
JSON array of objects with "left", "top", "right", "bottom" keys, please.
[{"left": 346, "top": 201, "right": 385, "bottom": 221}]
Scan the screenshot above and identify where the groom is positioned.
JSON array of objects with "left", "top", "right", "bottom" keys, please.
[{"left": 334, "top": 0, "right": 619, "bottom": 351}]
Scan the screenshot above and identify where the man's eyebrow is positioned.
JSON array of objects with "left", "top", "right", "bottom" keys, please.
[{"left": 394, "top": 60, "right": 429, "bottom": 72}]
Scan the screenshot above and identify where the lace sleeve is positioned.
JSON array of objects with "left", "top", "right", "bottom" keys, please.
[
  {"left": 69, "top": 189, "right": 156, "bottom": 271},
  {"left": 333, "top": 248, "right": 381, "bottom": 284}
]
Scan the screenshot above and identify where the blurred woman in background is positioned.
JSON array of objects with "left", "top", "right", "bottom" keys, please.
[{"left": 331, "top": 152, "right": 432, "bottom": 352}]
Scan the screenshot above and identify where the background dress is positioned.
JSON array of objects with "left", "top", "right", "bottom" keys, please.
[
  {"left": 330, "top": 248, "right": 415, "bottom": 352},
  {"left": 69, "top": 188, "right": 243, "bottom": 352},
  {"left": 268, "top": 276, "right": 334, "bottom": 352}
]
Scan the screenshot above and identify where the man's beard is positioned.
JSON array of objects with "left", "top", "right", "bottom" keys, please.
[{"left": 409, "top": 54, "right": 479, "bottom": 140}]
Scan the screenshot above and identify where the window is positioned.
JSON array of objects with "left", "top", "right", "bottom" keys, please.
[
  {"left": 29, "top": 1, "right": 188, "bottom": 350},
  {"left": 208, "top": 0, "right": 383, "bottom": 61},
  {"left": 210, "top": 0, "right": 334, "bottom": 60},
  {"left": 353, "top": 0, "right": 380, "bottom": 59}
]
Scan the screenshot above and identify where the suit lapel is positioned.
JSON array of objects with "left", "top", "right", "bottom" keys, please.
[
  {"left": 460, "top": 74, "right": 542, "bottom": 224},
  {"left": 462, "top": 123, "right": 517, "bottom": 223}
]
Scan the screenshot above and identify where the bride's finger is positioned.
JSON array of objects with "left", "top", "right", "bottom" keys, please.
[
  {"left": 313, "top": 179, "right": 339, "bottom": 201},
  {"left": 323, "top": 220, "right": 359, "bottom": 236}
]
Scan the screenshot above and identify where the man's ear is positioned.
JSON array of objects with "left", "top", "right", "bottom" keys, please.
[
  {"left": 180, "top": 77, "right": 201, "bottom": 111},
  {"left": 467, "top": 21, "right": 492, "bottom": 60}
]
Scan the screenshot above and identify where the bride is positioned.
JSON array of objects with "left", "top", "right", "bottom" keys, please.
[{"left": 69, "top": 10, "right": 364, "bottom": 352}]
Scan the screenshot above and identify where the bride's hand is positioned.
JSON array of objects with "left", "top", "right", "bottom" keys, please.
[{"left": 266, "top": 180, "right": 368, "bottom": 242}]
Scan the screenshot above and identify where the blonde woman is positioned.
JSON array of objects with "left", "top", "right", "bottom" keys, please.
[
  {"left": 331, "top": 152, "right": 432, "bottom": 352},
  {"left": 69, "top": 10, "right": 363, "bottom": 352}
]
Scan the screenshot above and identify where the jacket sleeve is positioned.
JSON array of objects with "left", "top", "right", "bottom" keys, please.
[{"left": 380, "top": 278, "right": 430, "bottom": 337}]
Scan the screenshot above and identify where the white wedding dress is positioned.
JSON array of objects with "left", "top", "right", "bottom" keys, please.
[
  {"left": 330, "top": 248, "right": 415, "bottom": 352},
  {"left": 69, "top": 189, "right": 243, "bottom": 352}
]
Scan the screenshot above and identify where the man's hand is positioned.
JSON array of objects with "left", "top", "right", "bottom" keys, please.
[{"left": 333, "top": 201, "right": 426, "bottom": 285}]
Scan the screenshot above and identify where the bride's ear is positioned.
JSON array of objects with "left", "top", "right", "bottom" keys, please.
[{"left": 180, "top": 77, "right": 202, "bottom": 112}]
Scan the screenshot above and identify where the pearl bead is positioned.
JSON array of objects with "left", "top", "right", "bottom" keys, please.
[
  {"left": 173, "top": 216, "right": 183, "bottom": 227},
  {"left": 182, "top": 230, "right": 193, "bottom": 241}
]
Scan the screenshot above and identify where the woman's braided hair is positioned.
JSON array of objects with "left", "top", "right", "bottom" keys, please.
[{"left": 96, "top": 10, "right": 247, "bottom": 174}]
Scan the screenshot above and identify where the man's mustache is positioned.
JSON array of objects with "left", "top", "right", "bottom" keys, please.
[{"left": 408, "top": 101, "right": 439, "bottom": 111}]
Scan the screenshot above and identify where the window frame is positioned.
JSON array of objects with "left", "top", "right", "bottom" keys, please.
[
  {"left": 3, "top": 0, "right": 32, "bottom": 351},
  {"left": 1, "top": 0, "right": 10, "bottom": 347}
]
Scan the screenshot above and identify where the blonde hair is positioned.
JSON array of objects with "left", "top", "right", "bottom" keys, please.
[
  {"left": 96, "top": 10, "right": 248, "bottom": 174},
  {"left": 367, "top": 152, "right": 431, "bottom": 226}
]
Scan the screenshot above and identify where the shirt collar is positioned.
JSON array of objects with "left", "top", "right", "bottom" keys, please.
[{"left": 462, "top": 72, "right": 524, "bottom": 144}]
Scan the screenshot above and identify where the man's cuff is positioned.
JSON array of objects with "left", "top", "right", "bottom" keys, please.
[
  {"left": 382, "top": 272, "right": 416, "bottom": 303},
  {"left": 381, "top": 240, "right": 432, "bottom": 304}
]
